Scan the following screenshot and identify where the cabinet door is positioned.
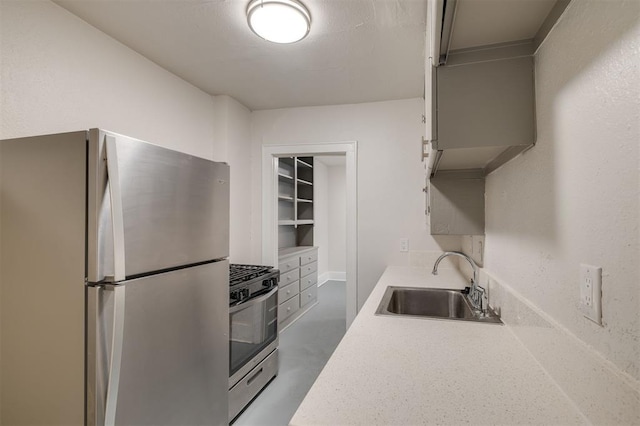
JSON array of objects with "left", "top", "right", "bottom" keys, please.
[
  {"left": 436, "top": 56, "right": 535, "bottom": 150},
  {"left": 425, "top": 64, "right": 437, "bottom": 142},
  {"left": 425, "top": 176, "right": 431, "bottom": 229},
  {"left": 429, "top": 172, "right": 485, "bottom": 235}
]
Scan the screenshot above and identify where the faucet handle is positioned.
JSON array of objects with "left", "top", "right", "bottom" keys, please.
[{"left": 468, "top": 285, "right": 486, "bottom": 312}]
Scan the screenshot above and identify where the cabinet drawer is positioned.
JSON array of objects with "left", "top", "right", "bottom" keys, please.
[
  {"left": 300, "top": 261, "right": 317, "bottom": 278},
  {"left": 278, "top": 281, "right": 299, "bottom": 303},
  {"left": 280, "top": 268, "right": 299, "bottom": 286},
  {"left": 299, "top": 271, "right": 317, "bottom": 291},
  {"left": 299, "top": 250, "right": 318, "bottom": 266},
  {"left": 278, "top": 295, "right": 299, "bottom": 322},
  {"left": 278, "top": 256, "right": 299, "bottom": 274},
  {"left": 300, "top": 285, "right": 318, "bottom": 308}
]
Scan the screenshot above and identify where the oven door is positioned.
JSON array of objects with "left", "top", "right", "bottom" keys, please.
[{"left": 229, "top": 287, "right": 278, "bottom": 387}]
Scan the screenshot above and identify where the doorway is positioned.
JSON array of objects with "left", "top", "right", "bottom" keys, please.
[{"left": 261, "top": 142, "right": 358, "bottom": 327}]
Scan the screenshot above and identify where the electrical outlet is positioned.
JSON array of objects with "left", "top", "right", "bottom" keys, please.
[
  {"left": 579, "top": 264, "right": 602, "bottom": 325},
  {"left": 400, "top": 238, "right": 409, "bottom": 252}
]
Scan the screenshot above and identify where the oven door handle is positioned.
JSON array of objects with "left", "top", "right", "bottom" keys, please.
[{"left": 230, "top": 287, "right": 278, "bottom": 313}]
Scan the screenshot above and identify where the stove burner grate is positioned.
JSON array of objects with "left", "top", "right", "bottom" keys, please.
[{"left": 229, "top": 264, "right": 274, "bottom": 286}]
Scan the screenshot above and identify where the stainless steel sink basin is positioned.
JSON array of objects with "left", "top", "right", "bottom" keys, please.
[{"left": 376, "top": 286, "right": 502, "bottom": 324}]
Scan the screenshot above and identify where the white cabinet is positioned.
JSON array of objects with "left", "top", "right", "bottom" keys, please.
[
  {"left": 278, "top": 156, "right": 314, "bottom": 248},
  {"left": 426, "top": 170, "right": 485, "bottom": 235},
  {"left": 423, "top": 0, "right": 535, "bottom": 236},
  {"left": 434, "top": 56, "right": 535, "bottom": 174},
  {"left": 277, "top": 247, "right": 318, "bottom": 330},
  {"left": 277, "top": 156, "right": 318, "bottom": 328}
]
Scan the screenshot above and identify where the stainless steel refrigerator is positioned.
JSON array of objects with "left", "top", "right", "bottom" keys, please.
[{"left": 0, "top": 129, "right": 230, "bottom": 425}]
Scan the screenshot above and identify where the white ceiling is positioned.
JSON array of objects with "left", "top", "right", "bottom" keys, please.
[
  {"left": 54, "top": 0, "right": 428, "bottom": 111},
  {"left": 53, "top": 0, "right": 557, "bottom": 111}
]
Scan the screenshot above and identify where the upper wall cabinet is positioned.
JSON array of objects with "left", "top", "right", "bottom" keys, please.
[
  {"left": 424, "top": 0, "right": 569, "bottom": 177},
  {"left": 427, "top": 170, "right": 485, "bottom": 235},
  {"left": 422, "top": 0, "right": 569, "bottom": 235},
  {"left": 434, "top": 55, "right": 535, "bottom": 174}
]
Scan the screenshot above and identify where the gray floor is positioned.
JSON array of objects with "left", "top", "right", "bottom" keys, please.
[{"left": 233, "top": 280, "right": 346, "bottom": 426}]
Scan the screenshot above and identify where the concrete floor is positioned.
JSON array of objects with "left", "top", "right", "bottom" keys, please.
[{"left": 233, "top": 280, "right": 346, "bottom": 426}]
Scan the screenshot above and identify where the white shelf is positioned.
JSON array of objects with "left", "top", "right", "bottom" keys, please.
[
  {"left": 278, "top": 246, "right": 316, "bottom": 258},
  {"left": 296, "top": 158, "right": 313, "bottom": 168},
  {"left": 278, "top": 219, "right": 314, "bottom": 226},
  {"left": 278, "top": 173, "right": 294, "bottom": 180},
  {"left": 279, "top": 156, "right": 314, "bottom": 250}
]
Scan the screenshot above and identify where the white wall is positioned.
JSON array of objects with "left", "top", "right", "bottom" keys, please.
[
  {"left": 484, "top": 0, "right": 639, "bottom": 382},
  {"left": 313, "top": 161, "right": 330, "bottom": 276},
  {"left": 0, "top": 0, "right": 216, "bottom": 158},
  {"left": 214, "top": 95, "right": 255, "bottom": 263},
  {"left": 251, "top": 99, "right": 461, "bottom": 308},
  {"left": 0, "top": 1, "right": 226, "bottom": 420},
  {"left": 328, "top": 165, "right": 346, "bottom": 272},
  {"left": 313, "top": 159, "right": 347, "bottom": 280},
  {"left": 0, "top": 1, "right": 258, "bottom": 268}
]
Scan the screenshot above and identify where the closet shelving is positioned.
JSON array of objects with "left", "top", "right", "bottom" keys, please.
[
  {"left": 278, "top": 156, "right": 314, "bottom": 251},
  {"left": 277, "top": 156, "right": 318, "bottom": 330}
]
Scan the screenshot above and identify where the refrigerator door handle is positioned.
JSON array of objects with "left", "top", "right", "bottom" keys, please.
[
  {"left": 229, "top": 287, "right": 278, "bottom": 314},
  {"left": 105, "top": 135, "right": 126, "bottom": 282},
  {"left": 104, "top": 285, "right": 126, "bottom": 426}
]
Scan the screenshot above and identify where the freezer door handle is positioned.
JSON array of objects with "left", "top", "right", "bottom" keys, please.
[
  {"left": 104, "top": 285, "right": 126, "bottom": 426},
  {"left": 105, "top": 135, "right": 126, "bottom": 282}
]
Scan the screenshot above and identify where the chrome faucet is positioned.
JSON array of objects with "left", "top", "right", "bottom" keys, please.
[{"left": 432, "top": 251, "right": 487, "bottom": 315}]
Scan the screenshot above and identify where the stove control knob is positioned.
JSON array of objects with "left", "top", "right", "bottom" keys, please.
[{"left": 262, "top": 278, "right": 275, "bottom": 288}]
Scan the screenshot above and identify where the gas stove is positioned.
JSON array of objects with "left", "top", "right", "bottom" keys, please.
[{"left": 229, "top": 264, "right": 279, "bottom": 306}]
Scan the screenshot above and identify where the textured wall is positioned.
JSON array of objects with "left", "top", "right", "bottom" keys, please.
[
  {"left": 214, "top": 95, "right": 254, "bottom": 264},
  {"left": 484, "top": 0, "right": 639, "bottom": 381},
  {"left": 328, "top": 165, "right": 347, "bottom": 272},
  {"left": 314, "top": 160, "right": 330, "bottom": 276},
  {"left": 251, "top": 99, "right": 461, "bottom": 308},
  {"left": 0, "top": 0, "right": 216, "bottom": 158}
]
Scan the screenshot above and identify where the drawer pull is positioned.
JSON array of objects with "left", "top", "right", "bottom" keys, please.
[
  {"left": 246, "top": 368, "right": 263, "bottom": 386},
  {"left": 307, "top": 294, "right": 311, "bottom": 298},
  {"left": 286, "top": 290, "right": 291, "bottom": 295},
  {"left": 287, "top": 307, "right": 291, "bottom": 312}
]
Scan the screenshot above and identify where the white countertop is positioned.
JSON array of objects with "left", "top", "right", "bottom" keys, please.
[{"left": 290, "top": 266, "right": 586, "bottom": 425}]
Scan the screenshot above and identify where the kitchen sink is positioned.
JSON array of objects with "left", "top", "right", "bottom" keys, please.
[{"left": 375, "top": 286, "right": 502, "bottom": 324}]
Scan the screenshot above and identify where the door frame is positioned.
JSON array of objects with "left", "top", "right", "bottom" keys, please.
[{"left": 262, "top": 142, "right": 358, "bottom": 327}]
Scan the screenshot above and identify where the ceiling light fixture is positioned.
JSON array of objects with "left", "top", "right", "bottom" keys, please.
[{"left": 247, "top": 0, "right": 311, "bottom": 44}]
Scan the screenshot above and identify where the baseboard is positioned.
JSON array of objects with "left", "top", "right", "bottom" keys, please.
[
  {"left": 318, "top": 271, "right": 346, "bottom": 287},
  {"left": 482, "top": 269, "right": 640, "bottom": 425}
]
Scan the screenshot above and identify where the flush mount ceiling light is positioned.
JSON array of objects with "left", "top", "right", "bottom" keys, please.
[{"left": 247, "top": 0, "right": 311, "bottom": 44}]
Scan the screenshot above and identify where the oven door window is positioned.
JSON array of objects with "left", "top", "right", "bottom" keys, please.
[{"left": 229, "top": 288, "right": 278, "bottom": 377}]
